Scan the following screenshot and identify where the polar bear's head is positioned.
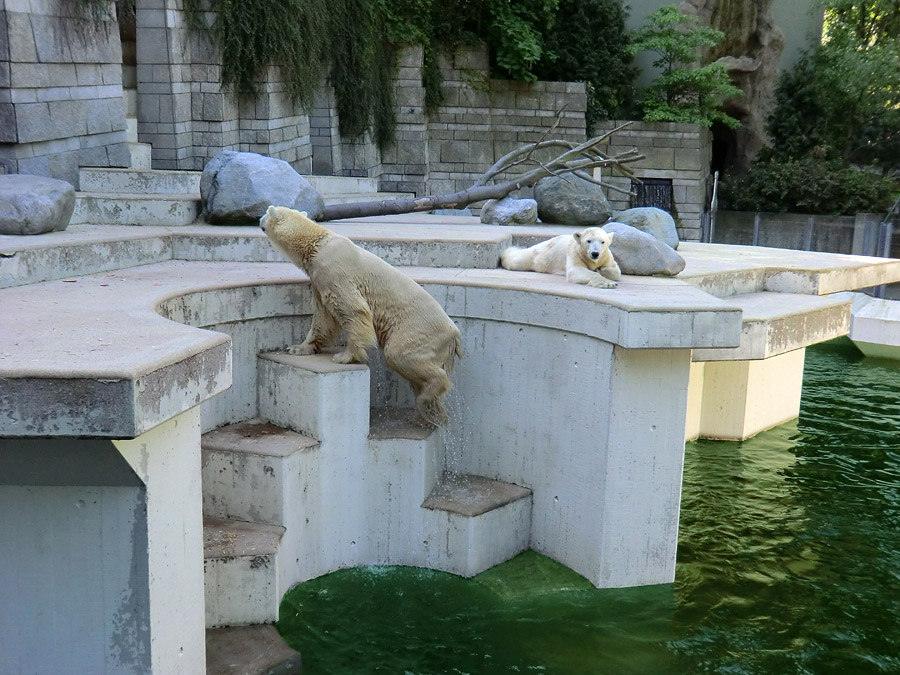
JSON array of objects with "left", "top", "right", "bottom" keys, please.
[
  {"left": 573, "top": 227, "right": 614, "bottom": 263},
  {"left": 260, "top": 205, "right": 330, "bottom": 265}
]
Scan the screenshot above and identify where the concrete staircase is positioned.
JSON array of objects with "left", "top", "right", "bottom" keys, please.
[
  {"left": 72, "top": 165, "right": 412, "bottom": 227},
  {"left": 200, "top": 350, "right": 532, "bottom": 628}
]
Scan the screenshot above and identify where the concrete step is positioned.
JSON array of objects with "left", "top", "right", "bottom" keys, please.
[
  {"left": 129, "top": 141, "right": 152, "bottom": 170},
  {"left": 71, "top": 192, "right": 200, "bottom": 226},
  {"left": 206, "top": 625, "right": 302, "bottom": 675},
  {"left": 305, "top": 175, "right": 379, "bottom": 195},
  {"left": 79, "top": 167, "right": 201, "bottom": 196},
  {"left": 367, "top": 407, "right": 445, "bottom": 564},
  {"left": 203, "top": 517, "right": 285, "bottom": 628},
  {"left": 420, "top": 472, "right": 532, "bottom": 577},
  {"left": 257, "top": 350, "right": 370, "bottom": 443},
  {"left": 201, "top": 419, "right": 319, "bottom": 527}
]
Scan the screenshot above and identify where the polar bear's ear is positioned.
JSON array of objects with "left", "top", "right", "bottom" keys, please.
[
  {"left": 299, "top": 211, "right": 308, "bottom": 218},
  {"left": 265, "top": 205, "right": 277, "bottom": 218},
  {"left": 573, "top": 231, "right": 582, "bottom": 242},
  {"left": 606, "top": 232, "right": 614, "bottom": 244}
]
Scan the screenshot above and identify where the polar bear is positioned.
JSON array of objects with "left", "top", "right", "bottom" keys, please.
[
  {"left": 499, "top": 227, "right": 621, "bottom": 288},
  {"left": 260, "top": 205, "right": 462, "bottom": 426}
]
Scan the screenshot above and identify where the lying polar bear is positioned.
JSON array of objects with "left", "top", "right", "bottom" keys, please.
[
  {"left": 500, "top": 226, "right": 621, "bottom": 288},
  {"left": 260, "top": 205, "right": 462, "bottom": 426}
]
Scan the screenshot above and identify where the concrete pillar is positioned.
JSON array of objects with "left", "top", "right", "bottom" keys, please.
[
  {"left": 692, "top": 348, "right": 806, "bottom": 441},
  {"left": 598, "top": 346, "right": 692, "bottom": 588},
  {"left": 0, "top": 408, "right": 205, "bottom": 674}
]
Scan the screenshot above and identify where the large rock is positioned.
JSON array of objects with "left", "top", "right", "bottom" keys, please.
[
  {"left": 603, "top": 221, "right": 686, "bottom": 276},
  {"left": 201, "top": 150, "right": 325, "bottom": 224},
  {"left": 480, "top": 197, "right": 538, "bottom": 226},
  {"left": 0, "top": 174, "right": 75, "bottom": 235},
  {"left": 613, "top": 207, "right": 680, "bottom": 249},
  {"left": 533, "top": 175, "right": 612, "bottom": 226}
]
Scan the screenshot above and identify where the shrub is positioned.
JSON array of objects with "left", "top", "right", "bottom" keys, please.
[{"left": 720, "top": 157, "right": 897, "bottom": 215}]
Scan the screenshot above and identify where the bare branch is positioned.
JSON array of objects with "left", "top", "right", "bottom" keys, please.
[{"left": 318, "top": 119, "right": 645, "bottom": 222}]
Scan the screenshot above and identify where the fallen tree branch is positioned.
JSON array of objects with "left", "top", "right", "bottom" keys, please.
[{"left": 319, "top": 120, "right": 644, "bottom": 222}]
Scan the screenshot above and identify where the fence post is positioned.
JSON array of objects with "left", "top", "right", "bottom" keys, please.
[
  {"left": 804, "top": 216, "right": 815, "bottom": 251},
  {"left": 752, "top": 212, "right": 760, "bottom": 246}
]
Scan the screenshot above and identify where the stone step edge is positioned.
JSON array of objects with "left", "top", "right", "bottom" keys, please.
[
  {"left": 202, "top": 418, "right": 319, "bottom": 458},
  {"left": 203, "top": 517, "right": 285, "bottom": 560},
  {"left": 206, "top": 625, "right": 302, "bottom": 675},
  {"left": 422, "top": 473, "right": 532, "bottom": 517},
  {"left": 75, "top": 192, "right": 201, "bottom": 201}
]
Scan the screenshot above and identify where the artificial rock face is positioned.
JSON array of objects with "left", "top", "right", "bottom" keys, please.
[
  {"left": 532, "top": 175, "right": 612, "bottom": 226},
  {"left": 500, "top": 226, "right": 621, "bottom": 289},
  {"left": 0, "top": 174, "right": 75, "bottom": 235},
  {"left": 201, "top": 150, "right": 325, "bottom": 224},
  {"left": 602, "top": 221, "right": 686, "bottom": 276},
  {"left": 259, "top": 205, "right": 462, "bottom": 426}
]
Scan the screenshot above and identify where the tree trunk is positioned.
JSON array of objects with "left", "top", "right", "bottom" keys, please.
[{"left": 320, "top": 177, "right": 542, "bottom": 221}]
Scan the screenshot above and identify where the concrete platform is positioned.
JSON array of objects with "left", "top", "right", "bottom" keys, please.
[
  {"left": 846, "top": 292, "right": 900, "bottom": 359},
  {"left": 4, "top": 216, "right": 900, "bottom": 673}
]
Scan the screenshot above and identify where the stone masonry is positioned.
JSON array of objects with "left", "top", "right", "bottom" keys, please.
[
  {"left": 594, "top": 120, "right": 712, "bottom": 242},
  {"left": 326, "top": 46, "right": 588, "bottom": 203},
  {"left": 0, "top": 0, "right": 130, "bottom": 186},
  {"left": 134, "top": 0, "right": 312, "bottom": 172}
]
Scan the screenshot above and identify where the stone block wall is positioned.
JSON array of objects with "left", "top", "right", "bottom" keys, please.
[
  {"left": 332, "top": 46, "right": 588, "bottom": 205},
  {"left": 594, "top": 120, "right": 712, "bottom": 242},
  {"left": 135, "top": 0, "right": 312, "bottom": 172},
  {"left": 0, "top": 0, "right": 129, "bottom": 187}
]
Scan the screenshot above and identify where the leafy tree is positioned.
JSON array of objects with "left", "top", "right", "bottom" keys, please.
[
  {"left": 534, "top": 0, "right": 635, "bottom": 130},
  {"left": 627, "top": 5, "right": 741, "bottom": 128}
]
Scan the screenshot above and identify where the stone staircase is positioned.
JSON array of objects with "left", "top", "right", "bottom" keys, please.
[
  {"left": 200, "top": 350, "right": 532, "bottom": 628},
  {"left": 72, "top": 165, "right": 411, "bottom": 227}
]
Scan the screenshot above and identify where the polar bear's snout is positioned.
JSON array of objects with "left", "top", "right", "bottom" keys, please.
[{"left": 588, "top": 241, "right": 605, "bottom": 259}]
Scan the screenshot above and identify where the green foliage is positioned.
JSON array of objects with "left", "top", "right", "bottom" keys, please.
[
  {"left": 486, "top": 0, "right": 558, "bottom": 82},
  {"left": 725, "top": 0, "right": 900, "bottom": 215},
  {"left": 720, "top": 157, "right": 897, "bottom": 215},
  {"left": 628, "top": 5, "right": 741, "bottom": 128},
  {"left": 533, "top": 0, "right": 635, "bottom": 129}
]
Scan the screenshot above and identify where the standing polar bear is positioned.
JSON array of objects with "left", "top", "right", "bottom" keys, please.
[
  {"left": 260, "top": 206, "right": 462, "bottom": 426},
  {"left": 500, "top": 227, "right": 621, "bottom": 288}
]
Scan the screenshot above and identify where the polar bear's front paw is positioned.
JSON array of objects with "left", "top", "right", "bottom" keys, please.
[
  {"left": 287, "top": 342, "right": 317, "bottom": 356},
  {"left": 332, "top": 350, "right": 364, "bottom": 364},
  {"left": 588, "top": 277, "right": 617, "bottom": 289}
]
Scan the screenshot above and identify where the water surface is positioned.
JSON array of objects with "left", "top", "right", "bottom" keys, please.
[{"left": 277, "top": 339, "right": 900, "bottom": 673}]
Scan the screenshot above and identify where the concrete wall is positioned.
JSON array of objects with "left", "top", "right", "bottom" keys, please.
[
  {"left": 595, "top": 120, "right": 712, "bottom": 241},
  {"left": 0, "top": 0, "right": 130, "bottom": 185},
  {"left": 713, "top": 211, "right": 887, "bottom": 255}
]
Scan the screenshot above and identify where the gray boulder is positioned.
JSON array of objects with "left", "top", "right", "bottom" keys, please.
[
  {"left": 0, "top": 174, "right": 75, "bottom": 235},
  {"left": 613, "top": 207, "right": 680, "bottom": 249},
  {"left": 201, "top": 150, "right": 325, "bottom": 224},
  {"left": 603, "top": 221, "right": 686, "bottom": 276},
  {"left": 480, "top": 197, "right": 538, "bottom": 226},
  {"left": 533, "top": 175, "right": 611, "bottom": 226}
]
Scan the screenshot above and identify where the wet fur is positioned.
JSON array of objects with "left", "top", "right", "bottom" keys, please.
[{"left": 260, "top": 206, "right": 462, "bottom": 425}]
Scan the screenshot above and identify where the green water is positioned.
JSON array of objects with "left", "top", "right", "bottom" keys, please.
[{"left": 276, "top": 339, "right": 900, "bottom": 674}]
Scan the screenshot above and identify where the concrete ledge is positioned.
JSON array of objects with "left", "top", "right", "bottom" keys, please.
[{"left": 692, "top": 292, "right": 850, "bottom": 361}]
